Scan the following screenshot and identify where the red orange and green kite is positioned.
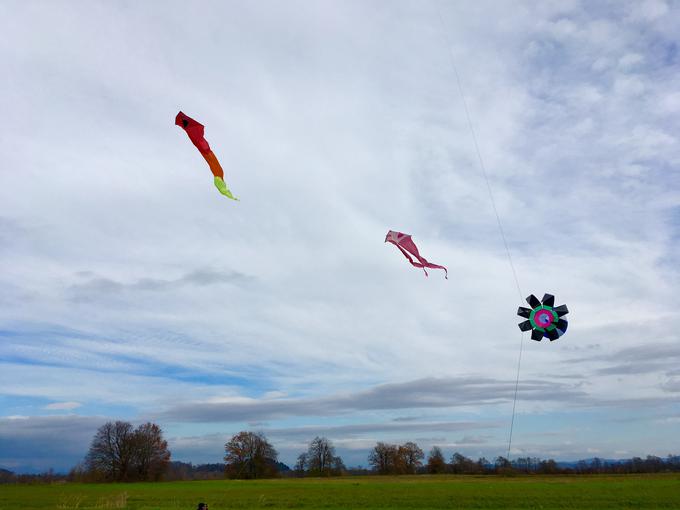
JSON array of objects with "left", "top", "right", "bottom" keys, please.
[{"left": 175, "top": 111, "right": 237, "bottom": 200}]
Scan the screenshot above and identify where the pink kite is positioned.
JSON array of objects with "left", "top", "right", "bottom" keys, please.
[{"left": 385, "top": 230, "right": 447, "bottom": 279}]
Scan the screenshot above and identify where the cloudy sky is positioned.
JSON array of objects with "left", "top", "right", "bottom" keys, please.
[{"left": 1, "top": 0, "right": 679, "bottom": 473}]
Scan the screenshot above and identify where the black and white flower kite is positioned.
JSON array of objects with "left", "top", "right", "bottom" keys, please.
[{"left": 517, "top": 293, "right": 569, "bottom": 341}]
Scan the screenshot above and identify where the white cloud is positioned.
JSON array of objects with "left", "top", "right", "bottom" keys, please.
[
  {"left": 628, "top": 0, "right": 669, "bottom": 21},
  {"left": 44, "top": 402, "right": 82, "bottom": 411}
]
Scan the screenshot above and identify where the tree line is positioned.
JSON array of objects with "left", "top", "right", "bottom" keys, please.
[
  {"left": 221, "top": 433, "right": 680, "bottom": 479},
  {"left": 366, "top": 445, "right": 680, "bottom": 476},
  {"left": 4, "top": 425, "right": 680, "bottom": 484}
]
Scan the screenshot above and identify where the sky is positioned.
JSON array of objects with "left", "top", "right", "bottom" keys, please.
[{"left": 1, "top": 0, "right": 679, "bottom": 474}]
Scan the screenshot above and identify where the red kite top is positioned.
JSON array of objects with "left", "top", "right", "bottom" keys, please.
[
  {"left": 175, "top": 111, "right": 211, "bottom": 154},
  {"left": 385, "top": 230, "right": 447, "bottom": 279}
]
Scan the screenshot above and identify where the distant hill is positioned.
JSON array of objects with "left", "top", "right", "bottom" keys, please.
[
  {"left": 194, "top": 463, "right": 224, "bottom": 474},
  {"left": 556, "top": 458, "right": 626, "bottom": 469}
]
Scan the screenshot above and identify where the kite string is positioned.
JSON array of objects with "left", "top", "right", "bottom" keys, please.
[
  {"left": 507, "top": 331, "right": 524, "bottom": 460},
  {"left": 435, "top": 7, "right": 525, "bottom": 461}
]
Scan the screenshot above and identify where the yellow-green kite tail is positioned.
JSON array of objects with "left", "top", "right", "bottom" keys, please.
[{"left": 215, "top": 176, "right": 238, "bottom": 201}]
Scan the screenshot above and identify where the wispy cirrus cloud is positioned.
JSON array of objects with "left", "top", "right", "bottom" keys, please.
[
  {"left": 160, "top": 376, "right": 588, "bottom": 423},
  {"left": 69, "top": 268, "right": 253, "bottom": 300},
  {"left": 568, "top": 342, "right": 680, "bottom": 376}
]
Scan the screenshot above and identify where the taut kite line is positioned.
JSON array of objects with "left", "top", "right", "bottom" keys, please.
[{"left": 175, "top": 111, "right": 238, "bottom": 200}]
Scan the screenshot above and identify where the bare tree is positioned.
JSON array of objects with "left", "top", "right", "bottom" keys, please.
[
  {"left": 131, "top": 422, "right": 171, "bottom": 481},
  {"left": 294, "top": 453, "right": 307, "bottom": 477},
  {"left": 537, "top": 459, "right": 558, "bottom": 474},
  {"left": 307, "top": 437, "right": 337, "bottom": 476},
  {"left": 427, "top": 446, "right": 447, "bottom": 474},
  {"left": 84, "top": 421, "right": 171, "bottom": 482},
  {"left": 85, "top": 421, "right": 135, "bottom": 481},
  {"left": 494, "top": 456, "right": 513, "bottom": 474},
  {"left": 397, "top": 442, "right": 424, "bottom": 474},
  {"left": 476, "top": 457, "right": 490, "bottom": 474},
  {"left": 295, "top": 437, "right": 345, "bottom": 476},
  {"left": 331, "top": 455, "right": 346, "bottom": 475},
  {"left": 368, "top": 442, "right": 398, "bottom": 474},
  {"left": 451, "top": 452, "right": 479, "bottom": 474},
  {"left": 224, "top": 431, "right": 278, "bottom": 479}
]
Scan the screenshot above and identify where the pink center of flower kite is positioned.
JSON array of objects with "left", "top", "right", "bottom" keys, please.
[
  {"left": 385, "top": 230, "right": 447, "bottom": 279},
  {"left": 534, "top": 310, "right": 554, "bottom": 328}
]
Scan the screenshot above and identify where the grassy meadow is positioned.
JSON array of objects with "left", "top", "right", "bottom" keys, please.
[{"left": 2, "top": 474, "right": 680, "bottom": 510}]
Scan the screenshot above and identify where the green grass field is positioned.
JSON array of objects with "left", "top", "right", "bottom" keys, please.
[{"left": 2, "top": 474, "right": 680, "bottom": 510}]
